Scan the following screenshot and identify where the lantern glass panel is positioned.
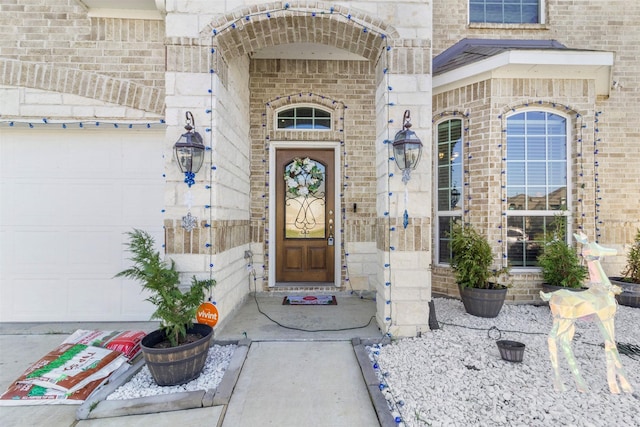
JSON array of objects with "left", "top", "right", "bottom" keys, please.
[
  {"left": 190, "top": 145, "right": 205, "bottom": 173},
  {"left": 393, "top": 142, "right": 407, "bottom": 170},
  {"left": 174, "top": 132, "right": 205, "bottom": 174},
  {"left": 393, "top": 138, "right": 422, "bottom": 170},
  {"left": 175, "top": 144, "right": 192, "bottom": 173},
  {"left": 405, "top": 142, "right": 422, "bottom": 169}
]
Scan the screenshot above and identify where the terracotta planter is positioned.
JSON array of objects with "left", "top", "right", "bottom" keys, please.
[
  {"left": 141, "top": 323, "right": 213, "bottom": 386},
  {"left": 609, "top": 277, "right": 640, "bottom": 308},
  {"left": 458, "top": 285, "right": 507, "bottom": 318}
]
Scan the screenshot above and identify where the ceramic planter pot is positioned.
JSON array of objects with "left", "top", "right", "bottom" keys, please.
[
  {"left": 609, "top": 277, "right": 640, "bottom": 308},
  {"left": 541, "top": 283, "right": 587, "bottom": 293},
  {"left": 458, "top": 285, "right": 507, "bottom": 318}
]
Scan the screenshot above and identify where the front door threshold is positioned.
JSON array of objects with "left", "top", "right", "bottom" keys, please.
[{"left": 274, "top": 282, "right": 336, "bottom": 288}]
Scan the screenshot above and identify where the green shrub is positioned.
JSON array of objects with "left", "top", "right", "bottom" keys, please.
[
  {"left": 537, "top": 238, "right": 587, "bottom": 288},
  {"left": 621, "top": 228, "right": 640, "bottom": 283},
  {"left": 450, "top": 222, "right": 494, "bottom": 289},
  {"left": 116, "top": 229, "right": 215, "bottom": 347}
]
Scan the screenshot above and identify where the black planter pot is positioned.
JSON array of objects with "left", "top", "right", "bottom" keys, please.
[
  {"left": 458, "top": 285, "right": 507, "bottom": 318},
  {"left": 141, "top": 323, "right": 213, "bottom": 386},
  {"left": 496, "top": 340, "right": 525, "bottom": 363},
  {"left": 609, "top": 277, "right": 640, "bottom": 308},
  {"left": 541, "top": 283, "right": 587, "bottom": 293}
]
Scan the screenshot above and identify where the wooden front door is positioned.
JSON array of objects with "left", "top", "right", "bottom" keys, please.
[{"left": 276, "top": 149, "right": 335, "bottom": 283}]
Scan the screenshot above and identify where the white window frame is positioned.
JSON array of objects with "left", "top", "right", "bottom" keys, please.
[
  {"left": 434, "top": 117, "right": 464, "bottom": 266},
  {"left": 504, "top": 108, "right": 572, "bottom": 270},
  {"left": 468, "top": 0, "right": 546, "bottom": 25},
  {"left": 274, "top": 104, "right": 333, "bottom": 131}
]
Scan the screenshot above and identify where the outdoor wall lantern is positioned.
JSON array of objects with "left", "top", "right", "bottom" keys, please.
[
  {"left": 392, "top": 110, "right": 423, "bottom": 184},
  {"left": 451, "top": 187, "right": 461, "bottom": 209},
  {"left": 392, "top": 110, "right": 423, "bottom": 228},
  {"left": 174, "top": 111, "right": 205, "bottom": 187}
]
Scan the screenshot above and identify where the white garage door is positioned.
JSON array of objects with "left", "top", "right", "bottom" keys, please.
[{"left": 0, "top": 128, "right": 165, "bottom": 322}]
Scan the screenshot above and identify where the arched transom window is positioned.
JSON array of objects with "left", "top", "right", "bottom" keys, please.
[{"left": 276, "top": 106, "right": 331, "bottom": 130}]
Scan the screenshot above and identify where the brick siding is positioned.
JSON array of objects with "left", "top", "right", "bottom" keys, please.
[
  {"left": 433, "top": 0, "right": 640, "bottom": 280},
  {"left": 0, "top": 1, "right": 165, "bottom": 114},
  {"left": 249, "top": 58, "right": 379, "bottom": 290}
]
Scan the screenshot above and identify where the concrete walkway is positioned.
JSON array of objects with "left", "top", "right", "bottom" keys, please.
[
  {"left": 222, "top": 341, "right": 379, "bottom": 426},
  {"left": 0, "top": 293, "right": 389, "bottom": 426}
]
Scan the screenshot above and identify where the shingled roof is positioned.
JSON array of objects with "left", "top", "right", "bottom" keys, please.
[{"left": 433, "top": 39, "right": 568, "bottom": 75}]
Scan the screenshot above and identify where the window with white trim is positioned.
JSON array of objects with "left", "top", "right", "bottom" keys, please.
[
  {"left": 436, "top": 119, "right": 463, "bottom": 264},
  {"left": 505, "top": 110, "right": 570, "bottom": 267},
  {"left": 470, "top": 0, "right": 542, "bottom": 24},
  {"left": 276, "top": 106, "right": 331, "bottom": 130}
]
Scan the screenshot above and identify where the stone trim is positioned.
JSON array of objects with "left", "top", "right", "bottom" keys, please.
[
  {"left": 387, "top": 39, "right": 432, "bottom": 75},
  {"left": 164, "top": 219, "right": 250, "bottom": 255},
  {"left": 0, "top": 58, "right": 164, "bottom": 115},
  {"left": 164, "top": 40, "right": 229, "bottom": 87},
  {"left": 343, "top": 218, "right": 377, "bottom": 243},
  {"left": 166, "top": 45, "right": 210, "bottom": 74},
  {"left": 376, "top": 217, "right": 431, "bottom": 252}
]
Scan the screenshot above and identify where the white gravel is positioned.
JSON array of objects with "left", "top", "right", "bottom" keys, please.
[
  {"left": 370, "top": 298, "right": 640, "bottom": 427},
  {"left": 106, "top": 344, "right": 236, "bottom": 400}
]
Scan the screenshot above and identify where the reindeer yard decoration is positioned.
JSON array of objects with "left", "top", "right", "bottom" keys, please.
[{"left": 540, "top": 232, "right": 633, "bottom": 394}]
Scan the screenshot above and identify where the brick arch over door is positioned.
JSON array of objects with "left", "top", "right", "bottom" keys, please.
[{"left": 203, "top": 1, "right": 400, "bottom": 63}]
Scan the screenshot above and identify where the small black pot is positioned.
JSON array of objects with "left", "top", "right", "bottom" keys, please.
[{"left": 496, "top": 340, "right": 525, "bottom": 363}]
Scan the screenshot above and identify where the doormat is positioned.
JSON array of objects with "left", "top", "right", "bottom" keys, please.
[{"left": 282, "top": 295, "right": 337, "bottom": 305}]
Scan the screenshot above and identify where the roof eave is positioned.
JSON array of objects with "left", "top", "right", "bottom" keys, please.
[
  {"left": 75, "top": 0, "right": 164, "bottom": 20},
  {"left": 433, "top": 50, "right": 615, "bottom": 97}
]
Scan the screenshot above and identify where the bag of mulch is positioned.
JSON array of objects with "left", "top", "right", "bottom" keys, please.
[
  {"left": 62, "top": 329, "right": 147, "bottom": 362},
  {"left": 1, "top": 343, "right": 127, "bottom": 405}
]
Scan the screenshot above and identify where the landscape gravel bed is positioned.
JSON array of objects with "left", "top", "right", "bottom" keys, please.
[
  {"left": 106, "top": 344, "right": 236, "bottom": 400},
  {"left": 370, "top": 298, "right": 640, "bottom": 427}
]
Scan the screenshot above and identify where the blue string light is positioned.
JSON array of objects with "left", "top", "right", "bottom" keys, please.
[
  {"left": 1, "top": 119, "right": 165, "bottom": 129},
  {"left": 211, "top": 3, "right": 391, "bottom": 47},
  {"left": 184, "top": 171, "right": 196, "bottom": 187}
]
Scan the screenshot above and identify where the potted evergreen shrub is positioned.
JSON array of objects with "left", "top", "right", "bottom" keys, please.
[
  {"left": 116, "top": 229, "right": 216, "bottom": 386},
  {"left": 450, "top": 221, "right": 509, "bottom": 318},
  {"left": 537, "top": 215, "right": 587, "bottom": 293},
  {"left": 610, "top": 228, "right": 640, "bottom": 307},
  {"left": 537, "top": 238, "right": 588, "bottom": 292}
]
